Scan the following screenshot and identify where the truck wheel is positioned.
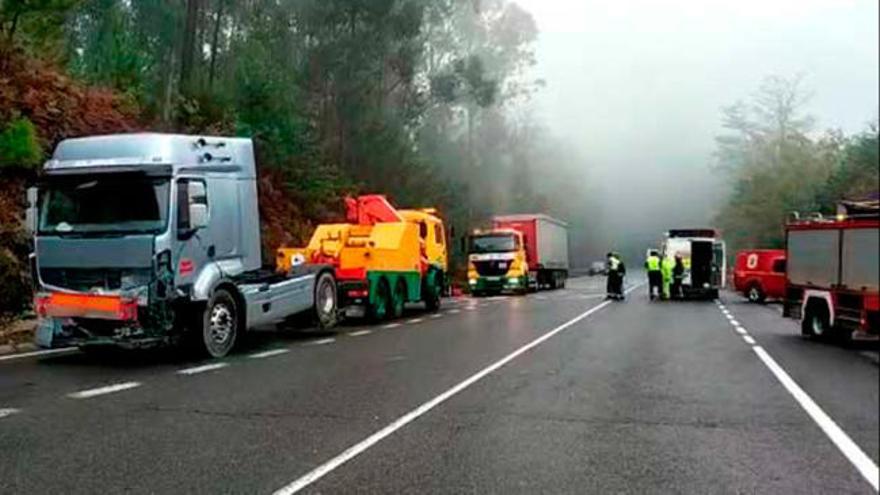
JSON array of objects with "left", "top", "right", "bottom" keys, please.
[
  {"left": 313, "top": 271, "right": 338, "bottom": 330},
  {"left": 746, "top": 284, "right": 765, "bottom": 304},
  {"left": 802, "top": 302, "right": 831, "bottom": 339},
  {"left": 392, "top": 279, "right": 407, "bottom": 319},
  {"left": 201, "top": 288, "right": 239, "bottom": 358},
  {"left": 369, "top": 278, "right": 391, "bottom": 322},
  {"left": 424, "top": 271, "right": 442, "bottom": 312}
]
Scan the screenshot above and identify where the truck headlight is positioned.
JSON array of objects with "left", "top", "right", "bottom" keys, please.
[
  {"left": 469, "top": 278, "right": 477, "bottom": 285},
  {"left": 507, "top": 277, "right": 519, "bottom": 285}
]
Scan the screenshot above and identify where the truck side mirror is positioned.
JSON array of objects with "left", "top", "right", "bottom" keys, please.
[{"left": 25, "top": 187, "right": 38, "bottom": 235}]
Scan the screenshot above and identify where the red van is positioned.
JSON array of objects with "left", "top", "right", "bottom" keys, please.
[{"left": 733, "top": 249, "right": 786, "bottom": 303}]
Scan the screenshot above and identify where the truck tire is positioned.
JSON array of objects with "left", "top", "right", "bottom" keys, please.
[
  {"left": 746, "top": 284, "right": 765, "bottom": 304},
  {"left": 392, "top": 279, "right": 407, "bottom": 319},
  {"left": 802, "top": 301, "right": 831, "bottom": 340},
  {"left": 312, "top": 271, "right": 338, "bottom": 330},
  {"left": 200, "top": 288, "right": 239, "bottom": 358},
  {"left": 369, "top": 278, "right": 391, "bottom": 322},
  {"left": 424, "top": 271, "right": 442, "bottom": 312}
]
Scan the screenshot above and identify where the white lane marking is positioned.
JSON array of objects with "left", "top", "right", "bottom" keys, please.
[
  {"left": 752, "top": 346, "right": 879, "bottom": 491},
  {"left": 743, "top": 335, "right": 756, "bottom": 345},
  {"left": 735, "top": 326, "right": 747, "bottom": 335},
  {"left": 0, "top": 408, "right": 20, "bottom": 419},
  {"left": 406, "top": 318, "right": 424, "bottom": 324},
  {"left": 447, "top": 309, "right": 461, "bottom": 315},
  {"left": 730, "top": 319, "right": 740, "bottom": 326},
  {"left": 68, "top": 381, "right": 141, "bottom": 399},
  {"left": 177, "top": 362, "right": 229, "bottom": 375},
  {"left": 304, "top": 338, "right": 336, "bottom": 346},
  {"left": 0, "top": 347, "right": 77, "bottom": 362},
  {"left": 249, "top": 348, "right": 290, "bottom": 359},
  {"left": 348, "top": 330, "right": 372, "bottom": 337},
  {"left": 382, "top": 323, "right": 401, "bottom": 329},
  {"left": 464, "top": 306, "right": 477, "bottom": 311},
  {"left": 429, "top": 314, "right": 443, "bottom": 319},
  {"left": 272, "top": 283, "right": 643, "bottom": 495}
]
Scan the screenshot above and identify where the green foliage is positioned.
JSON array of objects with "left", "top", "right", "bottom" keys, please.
[
  {"left": 816, "top": 125, "right": 880, "bottom": 209},
  {"left": 0, "top": 117, "right": 42, "bottom": 169},
  {"left": 714, "top": 76, "right": 876, "bottom": 253}
]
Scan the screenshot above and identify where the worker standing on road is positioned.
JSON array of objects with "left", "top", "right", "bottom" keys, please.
[
  {"left": 645, "top": 250, "right": 662, "bottom": 300},
  {"left": 671, "top": 254, "right": 685, "bottom": 299},
  {"left": 606, "top": 252, "right": 626, "bottom": 300},
  {"left": 660, "top": 254, "right": 674, "bottom": 300}
]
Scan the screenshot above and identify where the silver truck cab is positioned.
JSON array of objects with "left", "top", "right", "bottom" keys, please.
[{"left": 29, "top": 133, "right": 338, "bottom": 357}]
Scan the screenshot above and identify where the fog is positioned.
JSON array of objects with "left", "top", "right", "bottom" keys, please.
[{"left": 515, "top": 0, "right": 879, "bottom": 265}]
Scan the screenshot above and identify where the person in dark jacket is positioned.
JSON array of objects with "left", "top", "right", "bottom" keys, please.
[
  {"left": 671, "top": 254, "right": 686, "bottom": 299},
  {"left": 606, "top": 252, "right": 626, "bottom": 300}
]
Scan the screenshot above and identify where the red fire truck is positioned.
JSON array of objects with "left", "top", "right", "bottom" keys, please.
[{"left": 783, "top": 200, "right": 879, "bottom": 341}]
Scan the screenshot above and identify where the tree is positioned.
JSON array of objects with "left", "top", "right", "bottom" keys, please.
[{"left": 713, "top": 75, "right": 841, "bottom": 251}]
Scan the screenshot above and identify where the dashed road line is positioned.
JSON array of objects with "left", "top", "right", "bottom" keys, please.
[
  {"left": 742, "top": 335, "right": 756, "bottom": 345},
  {"left": 447, "top": 309, "right": 461, "bottom": 314},
  {"left": 429, "top": 314, "right": 443, "bottom": 319},
  {"left": 304, "top": 338, "right": 336, "bottom": 346},
  {"left": 406, "top": 318, "right": 424, "bottom": 324},
  {"left": 348, "top": 330, "right": 372, "bottom": 337},
  {"left": 382, "top": 323, "right": 401, "bottom": 329},
  {"left": 249, "top": 348, "right": 291, "bottom": 359},
  {"left": 68, "top": 381, "right": 141, "bottom": 399},
  {"left": 734, "top": 326, "right": 747, "bottom": 335},
  {"left": 177, "top": 362, "right": 229, "bottom": 375},
  {"left": 271, "top": 283, "right": 643, "bottom": 495},
  {"left": 0, "top": 408, "right": 20, "bottom": 419}
]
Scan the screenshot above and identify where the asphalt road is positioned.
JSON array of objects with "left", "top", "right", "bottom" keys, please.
[{"left": 0, "top": 276, "right": 877, "bottom": 494}]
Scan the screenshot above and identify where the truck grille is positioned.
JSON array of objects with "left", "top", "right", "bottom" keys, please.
[
  {"left": 473, "top": 260, "right": 510, "bottom": 277},
  {"left": 40, "top": 268, "right": 150, "bottom": 292}
]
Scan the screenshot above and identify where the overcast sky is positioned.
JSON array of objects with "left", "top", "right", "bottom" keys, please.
[{"left": 514, "top": 0, "right": 879, "bottom": 259}]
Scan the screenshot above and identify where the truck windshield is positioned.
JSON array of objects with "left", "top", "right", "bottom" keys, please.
[
  {"left": 470, "top": 234, "right": 517, "bottom": 253},
  {"left": 39, "top": 174, "right": 170, "bottom": 235}
]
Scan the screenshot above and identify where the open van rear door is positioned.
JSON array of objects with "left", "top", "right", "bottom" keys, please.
[{"left": 713, "top": 240, "right": 726, "bottom": 288}]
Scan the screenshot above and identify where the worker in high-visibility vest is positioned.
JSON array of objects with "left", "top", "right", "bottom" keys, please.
[
  {"left": 660, "top": 254, "right": 674, "bottom": 300},
  {"left": 644, "top": 250, "right": 662, "bottom": 300}
]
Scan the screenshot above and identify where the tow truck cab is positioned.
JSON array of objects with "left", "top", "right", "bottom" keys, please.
[{"left": 28, "top": 133, "right": 337, "bottom": 357}]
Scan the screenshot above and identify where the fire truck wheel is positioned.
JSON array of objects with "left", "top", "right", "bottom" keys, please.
[
  {"left": 746, "top": 284, "right": 765, "bottom": 304},
  {"left": 201, "top": 288, "right": 239, "bottom": 358},
  {"left": 392, "top": 279, "right": 407, "bottom": 319},
  {"left": 802, "top": 302, "right": 831, "bottom": 339},
  {"left": 313, "top": 271, "right": 338, "bottom": 330},
  {"left": 369, "top": 278, "right": 391, "bottom": 322}
]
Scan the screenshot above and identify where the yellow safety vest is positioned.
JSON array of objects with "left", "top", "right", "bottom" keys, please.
[{"left": 646, "top": 255, "right": 660, "bottom": 271}]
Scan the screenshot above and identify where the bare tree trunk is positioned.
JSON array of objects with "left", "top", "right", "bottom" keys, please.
[
  {"left": 179, "top": 0, "right": 201, "bottom": 97},
  {"left": 207, "top": 0, "right": 224, "bottom": 89}
]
